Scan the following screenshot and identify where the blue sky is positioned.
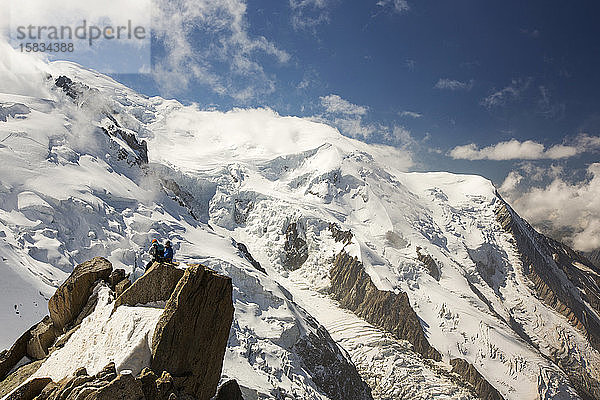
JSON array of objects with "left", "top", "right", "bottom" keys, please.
[
  {"left": 109, "top": 0, "right": 600, "bottom": 187},
  {"left": 2, "top": 0, "right": 599, "bottom": 248},
  {"left": 25, "top": 0, "right": 590, "bottom": 250}
]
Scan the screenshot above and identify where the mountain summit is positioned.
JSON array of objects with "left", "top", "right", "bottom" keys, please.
[{"left": 0, "top": 58, "right": 599, "bottom": 400}]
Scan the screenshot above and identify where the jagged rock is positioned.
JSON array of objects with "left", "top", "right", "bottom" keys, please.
[
  {"left": 151, "top": 265, "right": 234, "bottom": 400},
  {"left": 283, "top": 222, "right": 308, "bottom": 270},
  {"left": 138, "top": 368, "right": 180, "bottom": 400},
  {"left": 113, "top": 262, "right": 184, "bottom": 310},
  {"left": 215, "top": 380, "right": 244, "bottom": 400},
  {"left": 115, "top": 278, "right": 132, "bottom": 297},
  {"left": 109, "top": 269, "right": 126, "bottom": 288},
  {"left": 330, "top": 251, "right": 441, "bottom": 361},
  {"left": 48, "top": 257, "right": 112, "bottom": 332},
  {"left": 450, "top": 358, "right": 504, "bottom": 400},
  {"left": 416, "top": 247, "right": 440, "bottom": 281},
  {"left": 34, "top": 363, "right": 144, "bottom": 400},
  {"left": 4, "top": 377, "right": 51, "bottom": 400},
  {"left": 293, "top": 323, "right": 373, "bottom": 400},
  {"left": 329, "top": 222, "right": 353, "bottom": 244},
  {"left": 26, "top": 316, "right": 58, "bottom": 360}
]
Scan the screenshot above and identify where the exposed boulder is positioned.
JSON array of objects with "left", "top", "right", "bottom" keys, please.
[
  {"left": 450, "top": 358, "right": 504, "bottom": 400},
  {"left": 4, "top": 377, "right": 51, "bottom": 400},
  {"left": 215, "top": 380, "right": 244, "bottom": 400},
  {"left": 151, "top": 265, "right": 234, "bottom": 400},
  {"left": 330, "top": 251, "right": 441, "bottom": 361},
  {"left": 26, "top": 316, "right": 58, "bottom": 360},
  {"left": 113, "top": 262, "right": 184, "bottom": 310},
  {"left": 48, "top": 257, "right": 112, "bottom": 332}
]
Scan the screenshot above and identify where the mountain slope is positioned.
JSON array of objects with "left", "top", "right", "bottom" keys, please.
[{"left": 0, "top": 52, "right": 599, "bottom": 399}]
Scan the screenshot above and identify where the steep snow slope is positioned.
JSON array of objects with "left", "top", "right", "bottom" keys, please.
[
  {"left": 1, "top": 51, "right": 599, "bottom": 400},
  {"left": 0, "top": 57, "right": 373, "bottom": 399}
]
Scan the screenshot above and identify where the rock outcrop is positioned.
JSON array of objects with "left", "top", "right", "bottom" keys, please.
[
  {"left": 215, "top": 380, "right": 244, "bottom": 400},
  {"left": 416, "top": 247, "right": 440, "bottom": 281},
  {"left": 48, "top": 257, "right": 112, "bottom": 332},
  {"left": 113, "top": 262, "right": 184, "bottom": 310},
  {"left": 4, "top": 258, "right": 235, "bottom": 400},
  {"left": 5, "top": 377, "right": 51, "bottom": 400},
  {"left": 330, "top": 250, "right": 441, "bottom": 361},
  {"left": 151, "top": 265, "right": 234, "bottom": 400},
  {"left": 0, "top": 316, "right": 58, "bottom": 381},
  {"left": 293, "top": 321, "right": 373, "bottom": 400},
  {"left": 496, "top": 198, "right": 600, "bottom": 399},
  {"left": 283, "top": 222, "right": 308, "bottom": 270},
  {"left": 26, "top": 316, "right": 59, "bottom": 360},
  {"left": 450, "top": 358, "right": 504, "bottom": 400}
]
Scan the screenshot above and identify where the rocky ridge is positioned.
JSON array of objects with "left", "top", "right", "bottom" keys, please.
[{"left": 0, "top": 258, "right": 234, "bottom": 400}]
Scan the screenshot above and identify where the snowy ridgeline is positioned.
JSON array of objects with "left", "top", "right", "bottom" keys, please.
[{"left": 0, "top": 49, "right": 599, "bottom": 400}]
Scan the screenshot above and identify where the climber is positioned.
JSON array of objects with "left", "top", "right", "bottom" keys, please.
[
  {"left": 147, "top": 238, "right": 164, "bottom": 268},
  {"left": 163, "top": 240, "right": 174, "bottom": 263}
]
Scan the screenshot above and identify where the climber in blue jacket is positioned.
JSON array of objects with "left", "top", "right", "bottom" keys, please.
[{"left": 163, "top": 240, "right": 174, "bottom": 262}]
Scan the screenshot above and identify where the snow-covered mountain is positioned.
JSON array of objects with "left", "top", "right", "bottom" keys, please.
[{"left": 1, "top": 50, "right": 599, "bottom": 400}]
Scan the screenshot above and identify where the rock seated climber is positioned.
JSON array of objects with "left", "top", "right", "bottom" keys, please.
[
  {"left": 147, "top": 238, "right": 164, "bottom": 268},
  {"left": 163, "top": 240, "right": 174, "bottom": 263}
]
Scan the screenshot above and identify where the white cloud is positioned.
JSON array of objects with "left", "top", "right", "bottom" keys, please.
[
  {"left": 399, "top": 110, "right": 422, "bottom": 118},
  {"left": 450, "top": 134, "right": 600, "bottom": 161},
  {"left": 481, "top": 78, "right": 531, "bottom": 108},
  {"left": 434, "top": 78, "right": 473, "bottom": 91},
  {"left": 289, "top": 0, "right": 331, "bottom": 31},
  {"left": 500, "top": 163, "right": 600, "bottom": 252},
  {"left": 151, "top": 0, "right": 290, "bottom": 101},
  {"left": 320, "top": 94, "right": 368, "bottom": 115},
  {"left": 377, "top": 0, "right": 410, "bottom": 14}
]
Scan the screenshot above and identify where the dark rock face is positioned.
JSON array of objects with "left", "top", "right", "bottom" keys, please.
[
  {"left": 283, "top": 222, "right": 308, "bottom": 270},
  {"left": 496, "top": 199, "right": 600, "bottom": 399},
  {"left": 113, "top": 262, "right": 184, "bottom": 311},
  {"left": 151, "top": 265, "right": 234, "bottom": 400},
  {"left": 450, "top": 358, "right": 504, "bottom": 400},
  {"left": 100, "top": 119, "right": 149, "bottom": 166},
  {"left": 329, "top": 223, "right": 353, "bottom": 245},
  {"left": 330, "top": 251, "right": 441, "bottom": 361},
  {"left": 215, "top": 380, "right": 244, "bottom": 400},
  {"left": 48, "top": 257, "right": 112, "bottom": 332},
  {"left": 293, "top": 321, "right": 373, "bottom": 400},
  {"left": 234, "top": 241, "right": 266, "bottom": 274},
  {"left": 54, "top": 76, "right": 88, "bottom": 100},
  {"left": 4, "top": 377, "right": 51, "bottom": 400},
  {"left": 416, "top": 247, "right": 440, "bottom": 281}
]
